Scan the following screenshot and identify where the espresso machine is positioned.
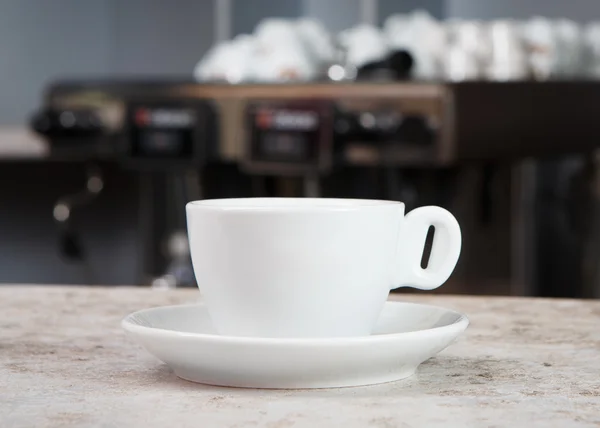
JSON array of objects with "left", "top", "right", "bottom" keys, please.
[{"left": 30, "top": 79, "right": 600, "bottom": 296}]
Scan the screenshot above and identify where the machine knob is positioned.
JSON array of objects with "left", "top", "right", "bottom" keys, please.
[{"left": 31, "top": 108, "right": 104, "bottom": 138}]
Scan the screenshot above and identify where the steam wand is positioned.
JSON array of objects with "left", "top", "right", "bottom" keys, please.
[{"left": 53, "top": 165, "right": 104, "bottom": 279}]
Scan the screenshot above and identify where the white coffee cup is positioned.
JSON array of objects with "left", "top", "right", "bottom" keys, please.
[
  {"left": 338, "top": 24, "right": 390, "bottom": 69},
  {"left": 251, "top": 18, "right": 319, "bottom": 82},
  {"left": 488, "top": 20, "right": 529, "bottom": 81},
  {"left": 186, "top": 198, "right": 461, "bottom": 338}
]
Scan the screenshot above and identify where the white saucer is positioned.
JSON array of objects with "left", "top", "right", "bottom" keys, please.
[{"left": 122, "top": 301, "right": 469, "bottom": 389}]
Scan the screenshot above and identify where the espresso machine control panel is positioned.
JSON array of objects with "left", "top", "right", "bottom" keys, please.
[
  {"left": 29, "top": 81, "right": 219, "bottom": 166},
  {"left": 243, "top": 100, "right": 334, "bottom": 175},
  {"left": 124, "top": 100, "right": 216, "bottom": 167}
]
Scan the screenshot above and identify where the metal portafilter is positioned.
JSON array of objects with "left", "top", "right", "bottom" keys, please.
[
  {"left": 328, "top": 48, "right": 414, "bottom": 82},
  {"left": 356, "top": 50, "right": 415, "bottom": 81}
]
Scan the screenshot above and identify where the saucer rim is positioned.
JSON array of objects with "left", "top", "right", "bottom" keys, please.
[{"left": 121, "top": 301, "right": 469, "bottom": 345}]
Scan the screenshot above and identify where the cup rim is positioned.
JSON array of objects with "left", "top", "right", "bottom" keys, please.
[{"left": 187, "top": 197, "right": 404, "bottom": 212}]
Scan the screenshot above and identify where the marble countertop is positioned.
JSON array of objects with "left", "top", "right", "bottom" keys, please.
[{"left": 1, "top": 286, "right": 599, "bottom": 428}]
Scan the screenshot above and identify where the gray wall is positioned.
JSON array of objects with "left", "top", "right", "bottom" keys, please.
[
  {"left": 301, "top": 0, "right": 445, "bottom": 32},
  {"left": 232, "top": 0, "right": 302, "bottom": 35},
  {"left": 303, "top": 0, "right": 360, "bottom": 33},
  {"left": 232, "top": 0, "right": 360, "bottom": 37},
  {"left": 446, "top": 0, "right": 600, "bottom": 22},
  {"left": 379, "top": 0, "right": 445, "bottom": 22},
  {"left": 0, "top": 0, "right": 214, "bottom": 126},
  {"left": 113, "top": 0, "right": 214, "bottom": 76},
  {"left": 0, "top": 0, "right": 113, "bottom": 125}
]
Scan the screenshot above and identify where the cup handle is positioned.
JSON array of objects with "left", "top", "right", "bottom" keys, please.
[{"left": 392, "top": 206, "right": 462, "bottom": 291}]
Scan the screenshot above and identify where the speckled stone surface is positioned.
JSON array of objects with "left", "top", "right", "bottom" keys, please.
[{"left": 1, "top": 286, "right": 599, "bottom": 428}]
